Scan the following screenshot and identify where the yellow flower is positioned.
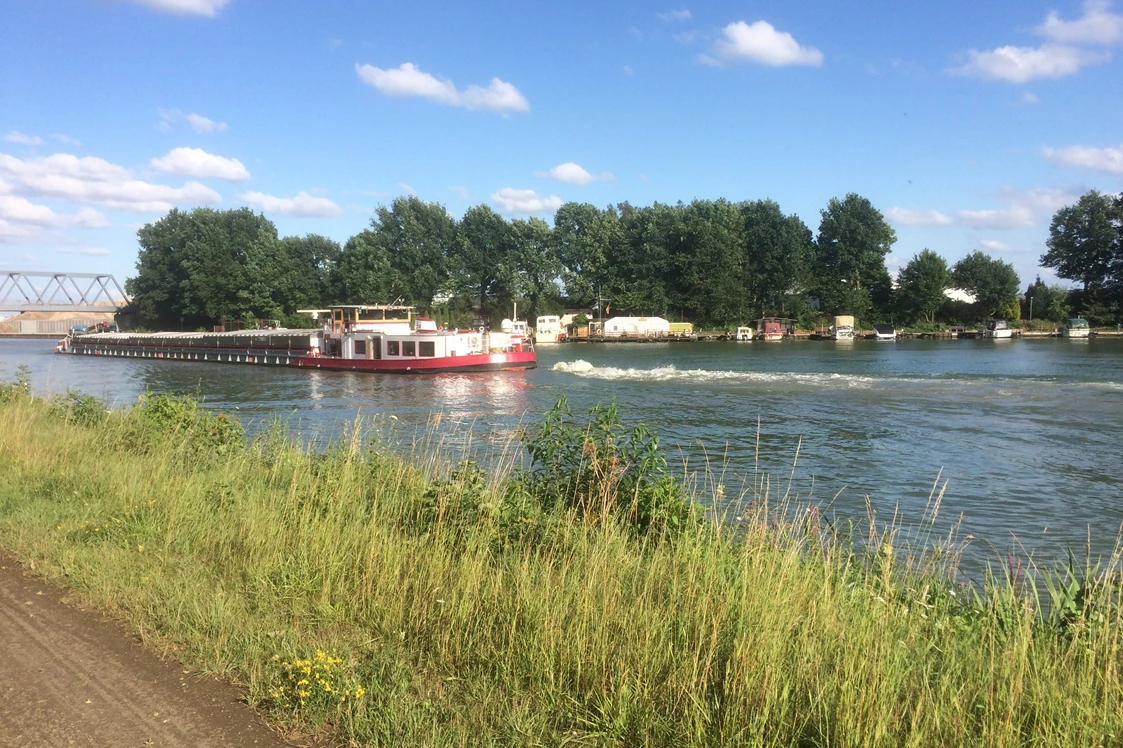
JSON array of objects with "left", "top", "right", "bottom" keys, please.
[{"left": 137, "top": 544, "right": 144, "bottom": 553}]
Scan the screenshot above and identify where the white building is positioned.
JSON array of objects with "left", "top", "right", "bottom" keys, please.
[{"left": 602, "top": 316, "right": 671, "bottom": 337}]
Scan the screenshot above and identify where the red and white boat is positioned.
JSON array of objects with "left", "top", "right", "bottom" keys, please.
[{"left": 56, "top": 304, "right": 536, "bottom": 374}]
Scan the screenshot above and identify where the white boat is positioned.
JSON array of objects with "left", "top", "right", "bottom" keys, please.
[
  {"left": 534, "top": 315, "right": 566, "bottom": 344},
  {"left": 1063, "top": 317, "right": 1090, "bottom": 338},
  {"left": 873, "top": 323, "right": 897, "bottom": 341},
  {"left": 734, "top": 326, "right": 754, "bottom": 341},
  {"left": 831, "top": 315, "right": 855, "bottom": 341},
  {"left": 985, "top": 319, "right": 1013, "bottom": 339}
]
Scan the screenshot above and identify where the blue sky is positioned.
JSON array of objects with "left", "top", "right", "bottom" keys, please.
[{"left": 2, "top": 0, "right": 1121, "bottom": 292}]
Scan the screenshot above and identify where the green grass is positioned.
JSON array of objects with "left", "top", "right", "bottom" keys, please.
[{"left": 0, "top": 379, "right": 1120, "bottom": 746}]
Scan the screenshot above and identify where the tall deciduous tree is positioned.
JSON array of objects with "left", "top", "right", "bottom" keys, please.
[
  {"left": 553, "top": 202, "right": 621, "bottom": 307},
  {"left": 367, "top": 196, "right": 456, "bottom": 309},
  {"left": 508, "top": 217, "right": 562, "bottom": 322},
  {"left": 1041, "top": 190, "right": 1120, "bottom": 294},
  {"left": 814, "top": 194, "right": 896, "bottom": 317},
  {"left": 740, "top": 199, "right": 813, "bottom": 318},
  {"left": 673, "top": 199, "right": 746, "bottom": 326},
  {"left": 952, "top": 251, "right": 1020, "bottom": 318},
  {"left": 281, "top": 234, "right": 341, "bottom": 308},
  {"left": 331, "top": 229, "right": 397, "bottom": 305},
  {"left": 453, "top": 204, "right": 514, "bottom": 310},
  {"left": 897, "top": 249, "right": 950, "bottom": 323},
  {"left": 129, "top": 207, "right": 290, "bottom": 327}
]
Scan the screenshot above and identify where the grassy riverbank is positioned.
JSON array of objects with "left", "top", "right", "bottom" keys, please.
[{"left": 0, "top": 375, "right": 1121, "bottom": 746}]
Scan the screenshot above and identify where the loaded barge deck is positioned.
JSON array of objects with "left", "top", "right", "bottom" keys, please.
[{"left": 56, "top": 305, "right": 536, "bottom": 374}]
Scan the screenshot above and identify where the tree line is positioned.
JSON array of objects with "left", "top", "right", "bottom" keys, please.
[{"left": 126, "top": 190, "right": 1123, "bottom": 330}]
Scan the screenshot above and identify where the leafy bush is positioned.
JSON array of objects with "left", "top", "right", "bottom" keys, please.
[
  {"left": 519, "top": 397, "right": 699, "bottom": 537},
  {"left": 49, "top": 391, "right": 108, "bottom": 427},
  {"left": 128, "top": 392, "right": 245, "bottom": 457},
  {"left": 0, "top": 365, "right": 32, "bottom": 404}
]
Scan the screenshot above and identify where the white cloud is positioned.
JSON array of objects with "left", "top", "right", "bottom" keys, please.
[
  {"left": 125, "top": 0, "right": 230, "bottom": 16},
  {"left": 535, "top": 162, "right": 616, "bottom": 185},
  {"left": 979, "top": 240, "right": 1013, "bottom": 253},
  {"left": 0, "top": 153, "right": 221, "bottom": 212},
  {"left": 1022, "top": 92, "right": 1040, "bottom": 104},
  {"left": 158, "top": 109, "right": 229, "bottom": 133},
  {"left": 673, "top": 30, "right": 699, "bottom": 45},
  {"left": 1037, "top": 0, "right": 1123, "bottom": 45},
  {"left": 658, "top": 9, "right": 692, "bottom": 22},
  {"left": 53, "top": 134, "right": 82, "bottom": 146},
  {"left": 1042, "top": 143, "right": 1123, "bottom": 175},
  {"left": 951, "top": 44, "right": 1109, "bottom": 83},
  {"left": 5, "top": 132, "right": 43, "bottom": 146},
  {"left": 355, "top": 62, "right": 530, "bottom": 114},
  {"left": 241, "top": 191, "right": 342, "bottom": 217},
  {"left": 450, "top": 185, "right": 470, "bottom": 199},
  {"left": 885, "top": 207, "right": 954, "bottom": 226},
  {"left": 185, "top": 113, "right": 227, "bottom": 133},
  {"left": 396, "top": 182, "right": 416, "bottom": 196},
  {"left": 490, "top": 188, "right": 562, "bottom": 215},
  {"left": 999, "top": 186, "right": 1084, "bottom": 215},
  {"left": 0, "top": 196, "right": 109, "bottom": 228},
  {"left": 623, "top": 64, "right": 635, "bottom": 75},
  {"left": 955, "top": 206, "right": 1036, "bottom": 230},
  {"left": 150, "top": 147, "right": 250, "bottom": 181},
  {"left": 56, "top": 247, "right": 111, "bottom": 256},
  {"left": 705, "top": 20, "right": 823, "bottom": 67},
  {"left": 0, "top": 220, "right": 44, "bottom": 243}
]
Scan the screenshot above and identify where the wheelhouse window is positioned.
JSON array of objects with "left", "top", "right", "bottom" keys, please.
[
  {"left": 403, "top": 341, "right": 416, "bottom": 356},
  {"left": 387, "top": 341, "right": 400, "bottom": 356},
  {"left": 419, "top": 341, "right": 435, "bottom": 357},
  {"left": 354, "top": 339, "right": 366, "bottom": 355}
]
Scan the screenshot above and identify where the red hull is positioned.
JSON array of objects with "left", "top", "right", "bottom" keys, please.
[{"left": 292, "top": 351, "right": 537, "bottom": 373}]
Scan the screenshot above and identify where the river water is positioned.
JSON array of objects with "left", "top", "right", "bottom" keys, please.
[{"left": 3, "top": 337, "right": 1122, "bottom": 571}]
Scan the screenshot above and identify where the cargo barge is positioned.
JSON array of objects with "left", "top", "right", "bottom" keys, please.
[{"left": 56, "top": 304, "right": 536, "bottom": 374}]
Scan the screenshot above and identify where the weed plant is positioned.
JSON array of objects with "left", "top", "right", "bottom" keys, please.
[{"left": 0, "top": 378, "right": 1120, "bottom": 746}]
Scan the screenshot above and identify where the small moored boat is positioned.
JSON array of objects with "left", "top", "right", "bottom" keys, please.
[
  {"left": 985, "top": 319, "right": 1013, "bottom": 339},
  {"left": 1063, "top": 317, "right": 1090, "bottom": 338}
]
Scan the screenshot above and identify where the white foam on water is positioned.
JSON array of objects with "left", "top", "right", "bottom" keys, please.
[
  {"left": 551, "top": 361, "right": 1123, "bottom": 392},
  {"left": 552, "top": 361, "right": 878, "bottom": 388}
]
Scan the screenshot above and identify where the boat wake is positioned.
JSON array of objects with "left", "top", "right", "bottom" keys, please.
[
  {"left": 551, "top": 360, "right": 878, "bottom": 388},
  {"left": 550, "top": 360, "right": 1123, "bottom": 392}
]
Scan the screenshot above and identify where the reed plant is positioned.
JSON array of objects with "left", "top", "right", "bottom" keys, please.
[{"left": 0, "top": 377, "right": 1120, "bottom": 746}]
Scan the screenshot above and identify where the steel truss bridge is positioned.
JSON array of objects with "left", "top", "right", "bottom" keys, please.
[{"left": 0, "top": 271, "right": 131, "bottom": 313}]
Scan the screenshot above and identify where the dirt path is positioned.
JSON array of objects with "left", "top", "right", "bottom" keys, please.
[{"left": 0, "top": 553, "right": 294, "bottom": 747}]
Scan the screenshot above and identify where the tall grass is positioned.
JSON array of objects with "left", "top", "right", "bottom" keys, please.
[{"left": 0, "top": 378, "right": 1120, "bottom": 746}]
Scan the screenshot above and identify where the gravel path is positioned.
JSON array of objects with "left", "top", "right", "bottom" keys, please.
[{"left": 0, "top": 553, "right": 294, "bottom": 747}]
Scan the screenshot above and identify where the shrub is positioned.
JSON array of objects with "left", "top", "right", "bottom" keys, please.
[
  {"left": 0, "top": 365, "right": 32, "bottom": 404},
  {"left": 49, "top": 391, "right": 109, "bottom": 427},
  {"left": 128, "top": 392, "right": 245, "bottom": 457},
  {"left": 518, "top": 397, "right": 699, "bottom": 537}
]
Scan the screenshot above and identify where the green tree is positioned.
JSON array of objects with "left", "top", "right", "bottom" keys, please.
[
  {"left": 553, "top": 203, "right": 621, "bottom": 307},
  {"left": 1023, "top": 276, "right": 1070, "bottom": 322},
  {"left": 508, "top": 217, "right": 562, "bottom": 323},
  {"left": 672, "top": 199, "right": 746, "bottom": 326},
  {"left": 452, "top": 204, "right": 514, "bottom": 310},
  {"left": 612, "top": 202, "right": 679, "bottom": 316},
  {"left": 1041, "top": 190, "right": 1120, "bottom": 294},
  {"left": 952, "top": 251, "right": 1020, "bottom": 318},
  {"left": 280, "top": 234, "right": 341, "bottom": 308},
  {"left": 897, "top": 249, "right": 950, "bottom": 323},
  {"left": 128, "top": 207, "right": 290, "bottom": 327},
  {"left": 332, "top": 229, "right": 397, "bottom": 305},
  {"left": 814, "top": 194, "right": 896, "bottom": 318},
  {"left": 740, "top": 200, "right": 814, "bottom": 318},
  {"left": 369, "top": 196, "right": 457, "bottom": 309}
]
